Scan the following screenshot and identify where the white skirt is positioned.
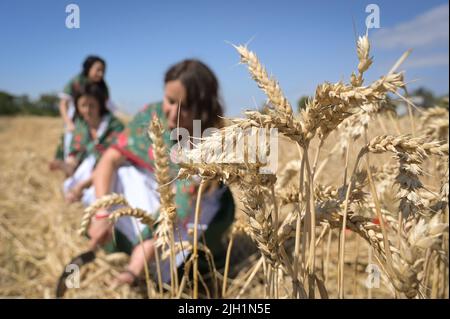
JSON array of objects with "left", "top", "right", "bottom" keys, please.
[
  {"left": 65, "top": 160, "right": 221, "bottom": 283},
  {"left": 63, "top": 154, "right": 96, "bottom": 205}
]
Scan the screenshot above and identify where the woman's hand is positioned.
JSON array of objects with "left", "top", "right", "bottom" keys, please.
[
  {"left": 65, "top": 177, "right": 92, "bottom": 203},
  {"left": 62, "top": 156, "right": 78, "bottom": 177},
  {"left": 65, "top": 187, "right": 82, "bottom": 203},
  {"left": 65, "top": 182, "right": 85, "bottom": 203},
  {"left": 66, "top": 120, "right": 76, "bottom": 132},
  {"left": 88, "top": 209, "right": 113, "bottom": 249},
  {"left": 49, "top": 159, "right": 64, "bottom": 171}
]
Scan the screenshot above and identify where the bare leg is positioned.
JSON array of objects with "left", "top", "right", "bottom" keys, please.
[{"left": 115, "top": 239, "right": 156, "bottom": 285}]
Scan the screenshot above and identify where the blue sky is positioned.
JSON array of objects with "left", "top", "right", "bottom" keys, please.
[{"left": 0, "top": 0, "right": 448, "bottom": 116}]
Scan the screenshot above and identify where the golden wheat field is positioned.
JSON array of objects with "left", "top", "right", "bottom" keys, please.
[
  {"left": 0, "top": 112, "right": 446, "bottom": 299},
  {"left": 0, "top": 36, "right": 449, "bottom": 299}
]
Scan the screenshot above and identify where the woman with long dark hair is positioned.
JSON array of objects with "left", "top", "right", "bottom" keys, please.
[
  {"left": 50, "top": 55, "right": 115, "bottom": 172},
  {"left": 86, "top": 59, "right": 235, "bottom": 289},
  {"left": 62, "top": 82, "right": 124, "bottom": 204}
]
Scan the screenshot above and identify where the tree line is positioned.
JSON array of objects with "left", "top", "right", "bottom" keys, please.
[{"left": 0, "top": 91, "right": 59, "bottom": 116}]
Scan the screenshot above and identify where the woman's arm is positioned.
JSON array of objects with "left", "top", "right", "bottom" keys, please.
[
  {"left": 88, "top": 148, "right": 126, "bottom": 249},
  {"left": 62, "top": 155, "right": 78, "bottom": 177},
  {"left": 65, "top": 176, "right": 93, "bottom": 203},
  {"left": 78, "top": 176, "right": 93, "bottom": 190},
  {"left": 93, "top": 147, "right": 125, "bottom": 198},
  {"left": 59, "top": 98, "right": 75, "bottom": 131}
]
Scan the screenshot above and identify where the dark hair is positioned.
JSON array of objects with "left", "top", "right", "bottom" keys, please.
[
  {"left": 74, "top": 82, "right": 108, "bottom": 117},
  {"left": 81, "top": 55, "right": 109, "bottom": 97},
  {"left": 82, "top": 55, "right": 106, "bottom": 77},
  {"left": 164, "top": 59, "right": 224, "bottom": 129}
]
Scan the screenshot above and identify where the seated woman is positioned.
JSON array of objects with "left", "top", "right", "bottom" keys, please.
[
  {"left": 50, "top": 55, "right": 117, "bottom": 174},
  {"left": 87, "top": 60, "right": 235, "bottom": 288},
  {"left": 63, "top": 83, "right": 124, "bottom": 204}
]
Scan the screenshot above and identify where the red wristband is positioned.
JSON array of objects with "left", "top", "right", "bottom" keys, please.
[{"left": 94, "top": 212, "right": 109, "bottom": 220}]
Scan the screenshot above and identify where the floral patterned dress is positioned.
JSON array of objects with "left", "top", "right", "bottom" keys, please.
[
  {"left": 63, "top": 114, "right": 124, "bottom": 203},
  {"left": 106, "top": 102, "right": 235, "bottom": 280},
  {"left": 54, "top": 74, "right": 111, "bottom": 160},
  {"left": 69, "top": 114, "right": 123, "bottom": 165}
]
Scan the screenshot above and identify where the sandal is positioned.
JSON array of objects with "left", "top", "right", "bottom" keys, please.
[{"left": 118, "top": 269, "right": 139, "bottom": 287}]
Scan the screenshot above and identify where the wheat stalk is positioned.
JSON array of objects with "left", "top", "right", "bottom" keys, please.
[
  {"left": 148, "top": 116, "right": 179, "bottom": 296},
  {"left": 79, "top": 193, "right": 129, "bottom": 236},
  {"left": 108, "top": 207, "right": 156, "bottom": 227},
  {"left": 362, "top": 135, "right": 448, "bottom": 218},
  {"left": 148, "top": 118, "right": 177, "bottom": 246},
  {"left": 420, "top": 107, "right": 449, "bottom": 142},
  {"left": 234, "top": 44, "right": 293, "bottom": 116}
]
